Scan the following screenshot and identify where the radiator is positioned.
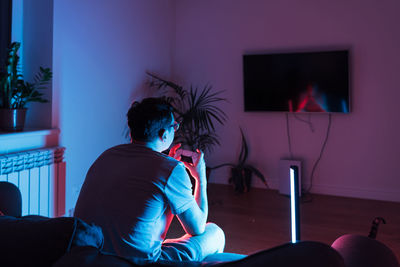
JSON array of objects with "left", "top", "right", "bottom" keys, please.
[{"left": 0, "top": 147, "right": 66, "bottom": 217}]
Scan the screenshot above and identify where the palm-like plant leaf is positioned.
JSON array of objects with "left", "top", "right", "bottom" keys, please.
[
  {"left": 146, "top": 71, "right": 186, "bottom": 100},
  {"left": 187, "top": 85, "right": 227, "bottom": 132},
  {"left": 244, "top": 165, "right": 269, "bottom": 188},
  {"left": 209, "top": 128, "right": 268, "bottom": 191},
  {"left": 146, "top": 72, "right": 227, "bottom": 152},
  {"left": 238, "top": 128, "right": 248, "bottom": 166}
]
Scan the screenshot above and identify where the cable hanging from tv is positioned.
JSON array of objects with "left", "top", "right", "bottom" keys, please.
[{"left": 285, "top": 112, "right": 332, "bottom": 198}]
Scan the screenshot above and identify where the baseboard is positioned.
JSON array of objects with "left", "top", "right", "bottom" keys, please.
[
  {"left": 210, "top": 178, "right": 400, "bottom": 203},
  {"left": 303, "top": 183, "right": 400, "bottom": 203}
]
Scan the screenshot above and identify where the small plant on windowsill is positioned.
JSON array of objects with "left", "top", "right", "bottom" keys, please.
[
  {"left": 209, "top": 128, "right": 269, "bottom": 193},
  {"left": 0, "top": 42, "right": 52, "bottom": 131}
]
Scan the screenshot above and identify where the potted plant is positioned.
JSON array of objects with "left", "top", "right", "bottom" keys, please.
[
  {"left": 146, "top": 72, "right": 227, "bottom": 153},
  {"left": 210, "top": 128, "right": 269, "bottom": 193},
  {"left": 0, "top": 42, "right": 52, "bottom": 131}
]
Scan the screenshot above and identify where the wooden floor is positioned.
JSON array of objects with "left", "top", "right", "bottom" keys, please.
[{"left": 166, "top": 183, "right": 400, "bottom": 261}]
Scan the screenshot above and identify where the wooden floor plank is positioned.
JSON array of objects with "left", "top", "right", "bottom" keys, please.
[{"left": 166, "top": 184, "right": 400, "bottom": 261}]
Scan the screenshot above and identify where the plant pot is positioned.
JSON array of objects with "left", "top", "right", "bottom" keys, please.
[
  {"left": 0, "top": 108, "right": 27, "bottom": 132},
  {"left": 229, "top": 167, "right": 252, "bottom": 193}
]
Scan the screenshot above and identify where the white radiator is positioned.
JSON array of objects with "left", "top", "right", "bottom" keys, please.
[{"left": 0, "top": 147, "right": 66, "bottom": 217}]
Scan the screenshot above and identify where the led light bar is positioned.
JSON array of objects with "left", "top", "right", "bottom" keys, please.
[{"left": 290, "top": 166, "right": 301, "bottom": 243}]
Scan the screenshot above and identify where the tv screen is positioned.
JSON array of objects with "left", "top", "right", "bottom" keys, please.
[{"left": 243, "top": 50, "right": 350, "bottom": 113}]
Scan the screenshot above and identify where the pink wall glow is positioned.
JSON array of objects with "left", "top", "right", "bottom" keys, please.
[
  {"left": 173, "top": 0, "right": 400, "bottom": 202},
  {"left": 52, "top": 0, "right": 400, "bottom": 209}
]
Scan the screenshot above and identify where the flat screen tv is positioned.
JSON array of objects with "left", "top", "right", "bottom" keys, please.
[{"left": 243, "top": 50, "right": 350, "bottom": 113}]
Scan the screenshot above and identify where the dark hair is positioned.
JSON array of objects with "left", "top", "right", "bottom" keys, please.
[{"left": 127, "top": 97, "right": 174, "bottom": 141}]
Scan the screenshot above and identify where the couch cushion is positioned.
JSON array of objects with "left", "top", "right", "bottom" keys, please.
[
  {"left": 0, "top": 181, "right": 22, "bottom": 217},
  {"left": 54, "top": 246, "right": 141, "bottom": 267},
  {"left": 55, "top": 241, "right": 346, "bottom": 267},
  {"left": 54, "top": 246, "right": 208, "bottom": 267},
  {"left": 0, "top": 215, "right": 103, "bottom": 267},
  {"left": 207, "top": 241, "right": 345, "bottom": 267}
]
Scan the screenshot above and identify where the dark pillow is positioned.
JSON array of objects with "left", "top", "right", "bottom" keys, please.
[
  {"left": 0, "top": 215, "right": 103, "bottom": 267},
  {"left": 0, "top": 181, "right": 22, "bottom": 217},
  {"left": 332, "top": 234, "right": 399, "bottom": 267},
  {"left": 54, "top": 246, "right": 140, "bottom": 267}
]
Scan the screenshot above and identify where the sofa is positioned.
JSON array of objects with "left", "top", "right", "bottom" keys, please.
[
  {"left": 0, "top": 181, "right": 398, "bottom": 267},
  {"left": 0, "top": 214, "right": 347, "bottom": 267}
]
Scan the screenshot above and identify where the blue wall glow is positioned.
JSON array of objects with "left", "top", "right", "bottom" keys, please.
[
  {"left": 53, "top": 0, "right": 175, "bottom": 213},
  {"left": 10, "top": 0, "right": 53, "bottom": 129},
  {"left": 11, "top": 0, "right": 23, "bottom": 70}
]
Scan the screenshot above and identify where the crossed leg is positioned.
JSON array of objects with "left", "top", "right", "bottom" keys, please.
[{"left": 160, "top": 222, "right": 225, "bottom": 261}]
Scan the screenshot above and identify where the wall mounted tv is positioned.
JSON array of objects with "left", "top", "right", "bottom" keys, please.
[{"left": 243, "top": 50, "right": 350, "bottom": 113}]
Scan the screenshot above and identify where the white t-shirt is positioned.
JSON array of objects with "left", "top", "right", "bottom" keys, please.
[{"left": 74, "top": 143, "right": 196, "bottom": 263}]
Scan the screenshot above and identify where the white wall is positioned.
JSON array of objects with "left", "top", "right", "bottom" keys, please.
[
  {"left": 11, "top": 0, "right": 53, "bottom": 129},
  {"left": 53, "top": 0, "right": 175, "bottom": 212},
  {"left": 173, "top": 0, "right": 400, "bottom": 202},
  {"left": 52, "top": 0, "right": 400, "bottom": 210}
]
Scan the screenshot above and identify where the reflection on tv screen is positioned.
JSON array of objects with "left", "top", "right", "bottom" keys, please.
[{"left": 243, "top": 50, "right": 350, "bottom": 113}]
